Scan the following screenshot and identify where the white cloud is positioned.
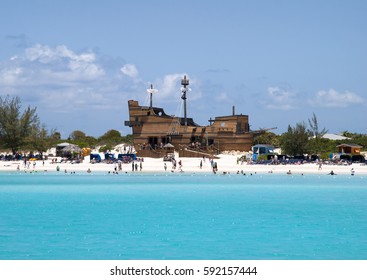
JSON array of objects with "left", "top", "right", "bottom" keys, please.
[
  {"left": 265, "top": 86, "right": 297, "bottom": 110},
  {"left": 215, "top": 92, "right": 230, "bottom": 102},
  {"left": 0, "top": 44, "right": 205, "bottom": 136},
  {"left": 0, "top": 45, "right": 203, "bottom": 112},
  {"left": 25, "top": 44, "right": 95, "bottom": 63},
  {"left": 120, "top": 64, "right": 139, "bottom": 79},
  {"left": 21, "top": 44, "right": 105, "bottom": 84},
  {"left": 155, "top": 73, "right": 183, "bottom": 99},
  {"left": 0, "top": 44, "right": 139, "bottom": 114},
  {"left": 0, "top": 67, "right": 23, "bottom": 85},
  {"left": 152, "top": 74, "right": 201, "bottom": 103},
  {"left": 309, "top": 88, "right": 364, "bottom": 108}
]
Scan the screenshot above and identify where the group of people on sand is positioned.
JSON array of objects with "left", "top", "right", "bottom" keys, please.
[
  {"left": 132, "top": 161, "right": 143, "bottom": 171},
  {"left": 162, "top": 158, "right": 185, "bottom": 173}
]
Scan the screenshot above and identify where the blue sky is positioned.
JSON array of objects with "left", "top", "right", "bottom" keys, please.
[{"left": 1, "top": 0, "right": 366, "bottom": 138}]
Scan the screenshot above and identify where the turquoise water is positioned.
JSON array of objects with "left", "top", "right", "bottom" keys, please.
[{"left": 0, "top": 171, "right": 366, "bottom": 260}]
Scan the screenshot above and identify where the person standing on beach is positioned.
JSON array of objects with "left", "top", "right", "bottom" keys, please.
[
  {"left": 200, "top": 160, "right": 202, "bottom": 169},
  {"left": 139, "top": 161, "right": 142, "bottom": 171},
  {"left": 132, "top": 162, "right": 134, "bottom": 171},
  {"left": 164, "top": 162, "right": 167, "bottom": 171},
  {"left": 318, "top": 163, "right": 322, "bottom": 170},
  {"left": 171, "top": 159, "right": 177, "bottom": 171}
]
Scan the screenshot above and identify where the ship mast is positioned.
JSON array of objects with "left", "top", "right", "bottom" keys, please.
[
  {"left": 181, "top": 75, "right": 189, "bottom": 126},
  {"left": 146, "top": 83, "right": 157, "bottom": 111}
]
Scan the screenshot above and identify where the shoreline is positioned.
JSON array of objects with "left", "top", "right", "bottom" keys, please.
[{"left": 1, "top": 154, "right": 366, "bottom": 176}]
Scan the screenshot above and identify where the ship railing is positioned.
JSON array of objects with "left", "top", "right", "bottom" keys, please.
[
  {"left": 167, "top": 132, "right": 181, "bottom": 136},
  {"left": 178, "top": 144, "right": 220, "bottom": 156}
]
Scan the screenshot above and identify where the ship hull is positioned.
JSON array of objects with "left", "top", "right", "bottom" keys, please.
[{"left": 125, "top": 100, "right": 258, "bottom": 158}]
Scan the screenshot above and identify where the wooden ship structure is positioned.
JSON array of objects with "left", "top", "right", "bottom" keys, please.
[{"left": 125, "top": 75, "right": 268, "bottom": 158}]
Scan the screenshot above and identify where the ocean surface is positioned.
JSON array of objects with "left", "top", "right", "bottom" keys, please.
[{"left": 0, "top": 171, "right": 366, "bottom": 260}]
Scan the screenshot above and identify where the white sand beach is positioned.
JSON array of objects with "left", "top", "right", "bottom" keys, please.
[{"left": 1, "top": 153, "right": 366, "bottom": 176}]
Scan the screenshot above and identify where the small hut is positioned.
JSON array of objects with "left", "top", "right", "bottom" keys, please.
[
  {"left": 163, "top": 143, "right": 175, "bottom": 161},
  {"left": 61, "top": 144, "right": 82, "bottom": 160},
  {"left": 337, "top": 144, "right": 362, "bottom": 155},
  {"left": 56, "top": 142, "right": 71, "bottom": 157}
]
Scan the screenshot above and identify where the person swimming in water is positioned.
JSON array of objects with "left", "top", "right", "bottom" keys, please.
[{"left": 328, "top": 170, "right": 336, "bottom": 175}]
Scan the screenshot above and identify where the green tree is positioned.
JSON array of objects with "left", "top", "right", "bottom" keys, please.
[
  {"left": 253, "top": 131, "right": 280, "bottom": 147},
  {"left": 83, "top": 136, "right": 98, "bottom": 147},
  {"left": 308, "top": 137, "right": 337, "bottom": 156},
  {"left": 69, "top": 130, "right": 86, "bottom": 141},
  {"left": 280, "top": 122, "right": 310, "bottom": 156},
  {"left": 98, "top": 129, "right": 122, "bottom": 146},
  {"left": 121, "top": 134, "right": 134, "bottom": 146},
  {"left": 0, "top": 96, "right": 39, "bottom": 154},
  {"left": 346, "top": 133, "right": 367, "bottom": 149},
  {"left": 26, "top": 123, "right": 51, "bottom": 158},
  {"left": 341, "top": 131, "right": 353, "bottom": 138},
  {"left": 308, "top": 113, "right": 328, "bottom": 154},
  {"left": 67, "top": 130, "right": 97, "bottom": 148},
  {"left": 49, "top": 130, "right": 61, "bottom": 143}
]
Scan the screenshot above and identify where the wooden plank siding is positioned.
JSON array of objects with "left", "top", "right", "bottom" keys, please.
[{"left": 126, "top": 100, "right": 261, "bottom": 157}]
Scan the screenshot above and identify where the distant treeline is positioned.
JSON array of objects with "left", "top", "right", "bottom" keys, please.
[
  {"left": 254, "top": 113, "right": 367, "bottom": 159},
  {"left": 1, "top": 96, "right": 366, "bottom": 158},
  {"left": 0, "top": 95, "right": 133, "bottom": 156}
]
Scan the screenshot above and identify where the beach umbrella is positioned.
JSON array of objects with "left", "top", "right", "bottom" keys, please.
[{"left": 163, "top": 143, "right": 174, "bottom": 148}]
